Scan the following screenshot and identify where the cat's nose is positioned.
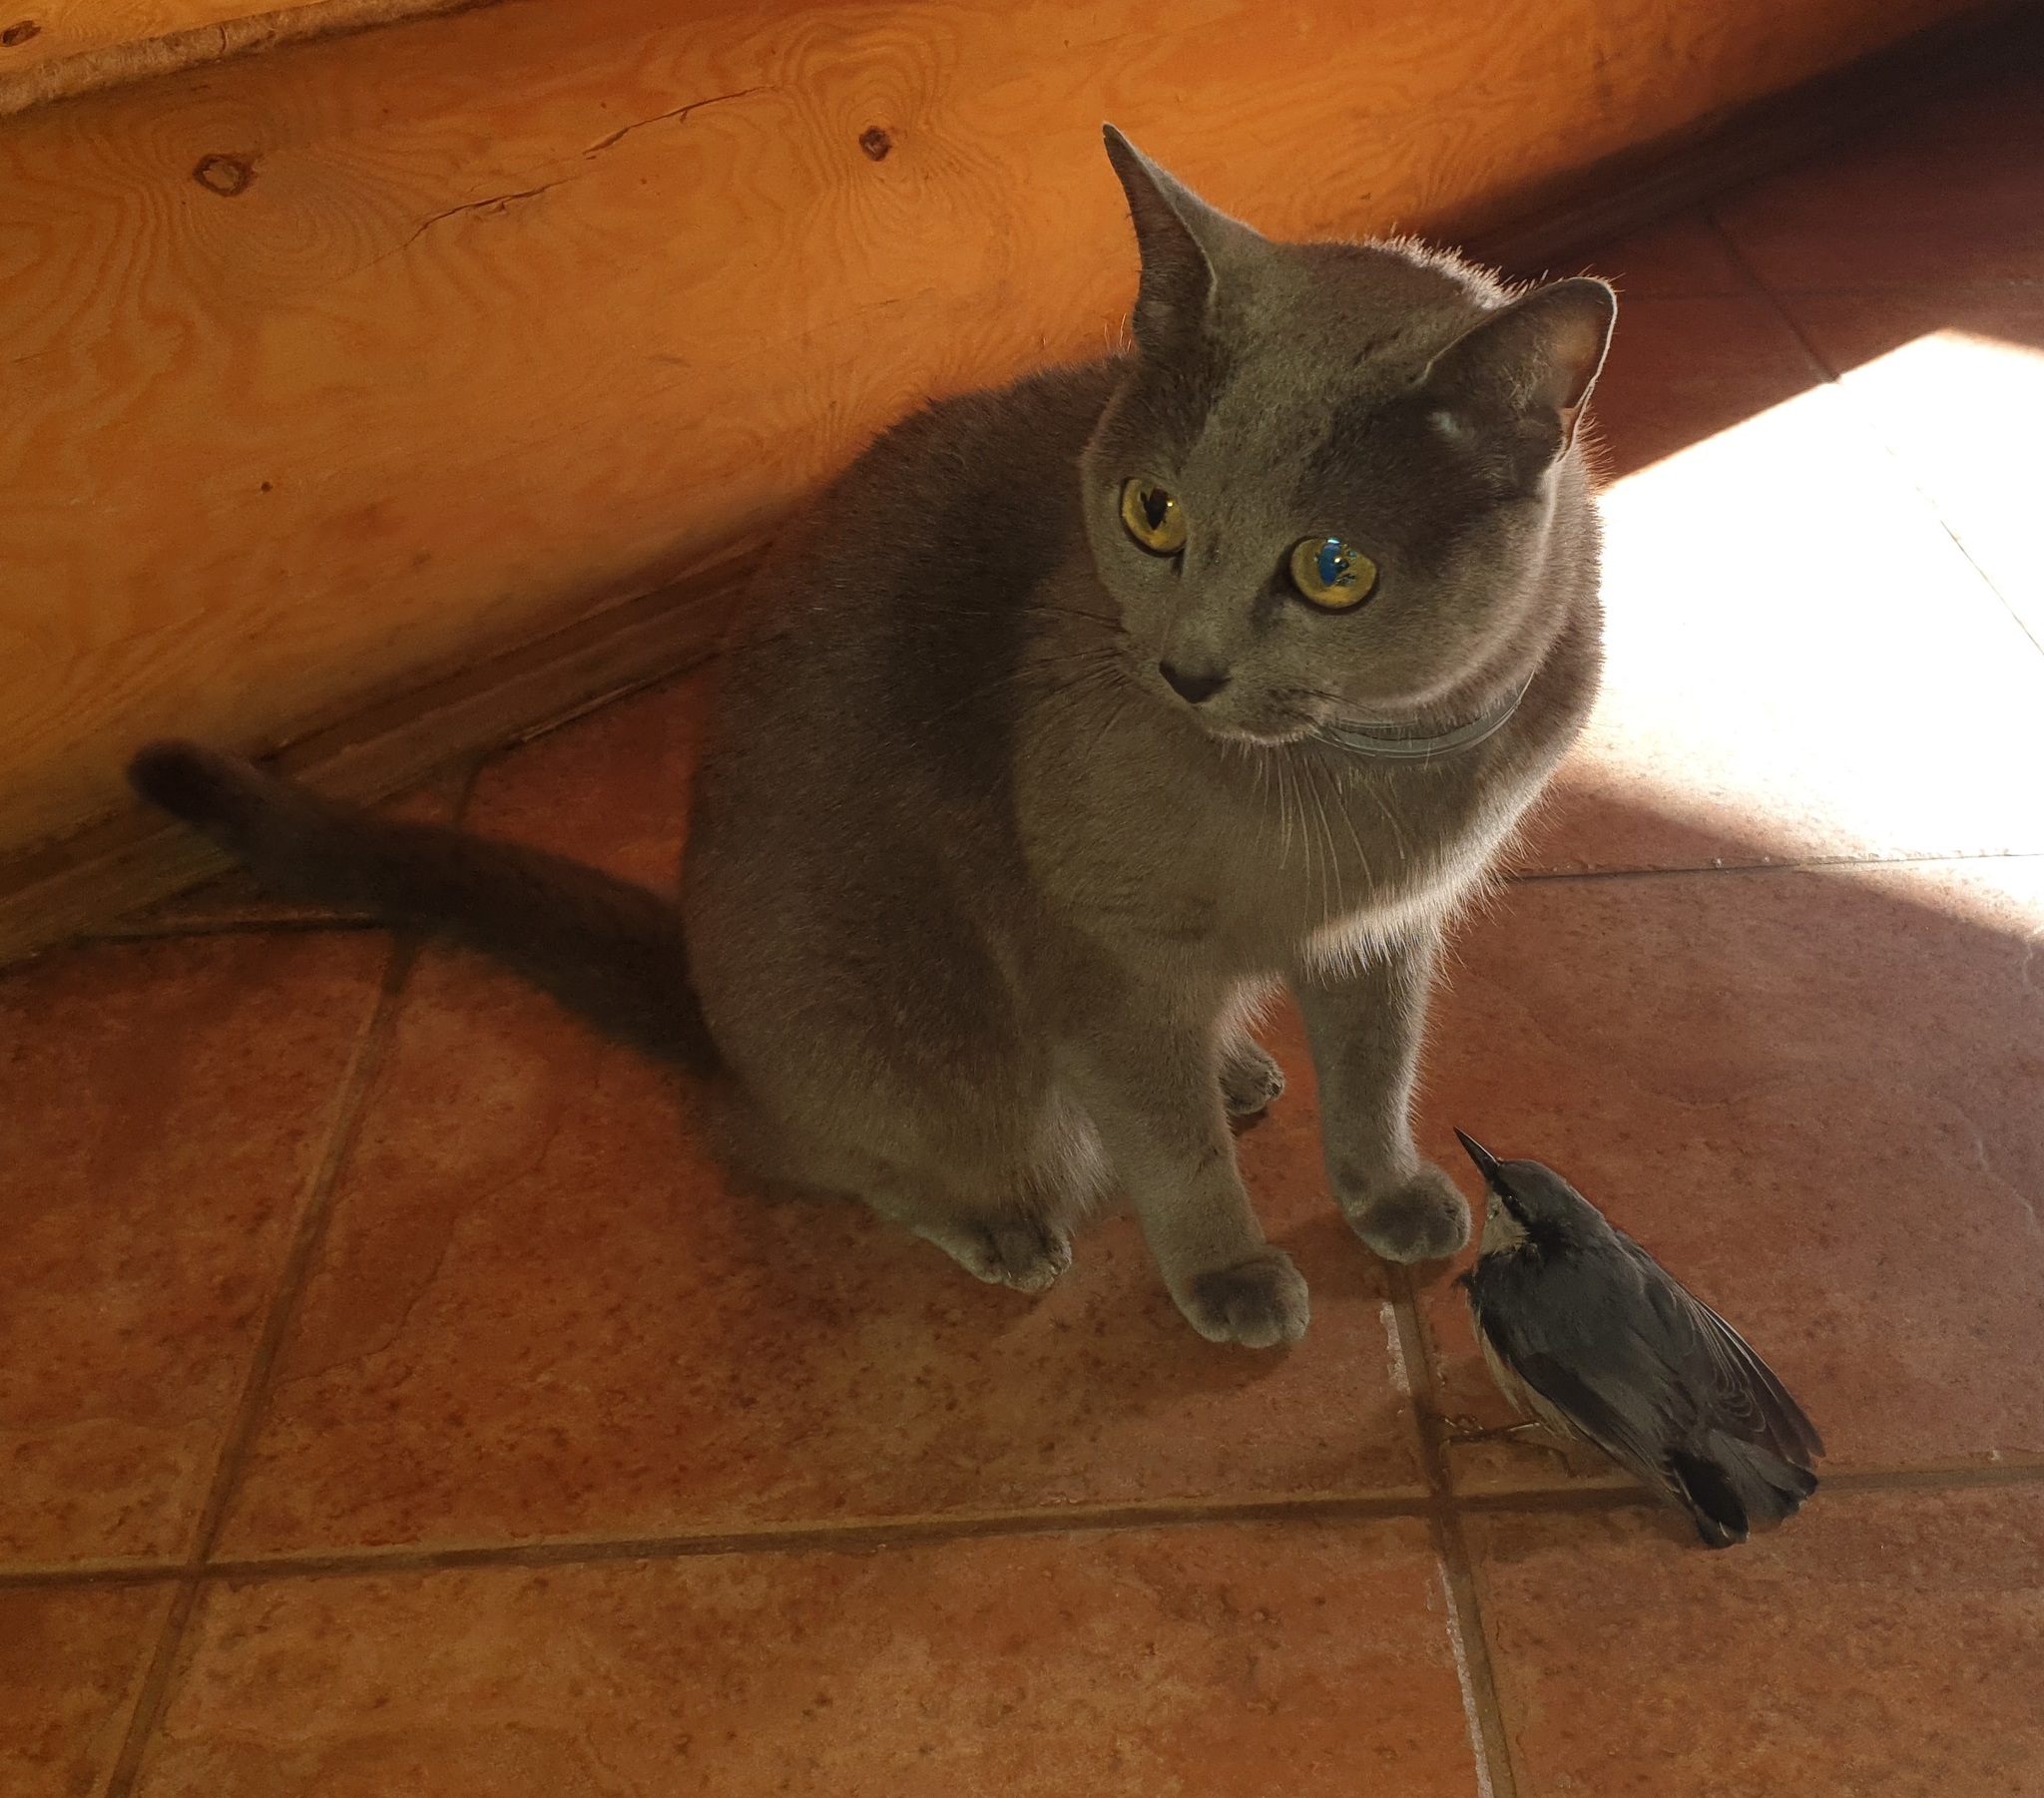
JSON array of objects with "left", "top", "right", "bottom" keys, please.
[{"left": 1158, "top": 661, "right": 1231, "bottom": 705}]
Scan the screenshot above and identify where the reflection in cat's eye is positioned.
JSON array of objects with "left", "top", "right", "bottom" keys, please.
[
  {"left": 1289, "top": 536, "right": 1378, "bottom": 610},
  {"left": 1119, "top": 479, "right": 1188, "bottom": 555}
]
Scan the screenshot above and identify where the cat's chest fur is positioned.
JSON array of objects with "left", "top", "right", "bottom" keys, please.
[{"left": 1016, "top": 663, "right": 1571, "bottom": 975}]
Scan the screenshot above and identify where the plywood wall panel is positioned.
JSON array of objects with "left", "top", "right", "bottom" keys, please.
[{"left": 0, "top": 0, "right": 1983, "bottom": 855}]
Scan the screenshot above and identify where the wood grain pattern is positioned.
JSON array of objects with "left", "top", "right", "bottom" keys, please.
[{"left": 0, "top": 0, "right": 1986, "bottom": 864}]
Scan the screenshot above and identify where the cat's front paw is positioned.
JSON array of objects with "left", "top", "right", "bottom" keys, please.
[
  {"left": 1181, "top": 1250, "right": 1310, "bottom": 1348},
  {"left": 1338, "top": 1162, "right": 1470, "bottom": 1263}
]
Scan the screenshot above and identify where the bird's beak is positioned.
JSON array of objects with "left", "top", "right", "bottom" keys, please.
[{"left": 1453, "top": 1128, "right": 1505, "bottom": 1187}]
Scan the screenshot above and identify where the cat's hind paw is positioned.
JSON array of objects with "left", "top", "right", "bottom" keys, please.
[
  {"left": 918, "top": 1215, "right": 1073, "bottom": 1294},
  {"left": 1219, "top": 1037, "right": 1286, "bottom": 1117}
]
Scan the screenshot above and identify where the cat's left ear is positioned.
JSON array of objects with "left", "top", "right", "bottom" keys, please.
[
  {"left": 1102, "top": 125, "right": 1266, "bottom": 358},
  {"left": 1420, "top": 277, "right": 1617, "bottom": 474}
]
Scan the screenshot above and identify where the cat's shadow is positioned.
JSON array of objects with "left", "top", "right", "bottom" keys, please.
[{"left": 704, "top": 1124, "right": 1424, "bottom": 1410}]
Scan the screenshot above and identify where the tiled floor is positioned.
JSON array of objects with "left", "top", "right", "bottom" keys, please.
[{"left": 6, "top": 57, "right": 2044, "bottom": 1798}]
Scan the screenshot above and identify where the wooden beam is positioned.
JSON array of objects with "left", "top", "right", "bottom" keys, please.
[{"left": 0, "top": 1, "right": 498, "bottom": 119}]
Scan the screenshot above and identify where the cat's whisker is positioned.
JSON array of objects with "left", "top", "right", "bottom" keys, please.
[
  {"left": 1323, "top": 756, "right": 1376, "bottom": 889},
  {"left": 1368, "top": 776, "right": 1413, "bottom": 870},
  {"left": 1302, "top": 754, "right": 1345, "bottom": 920},
  {"left": 1277, "top": 756, "right": 1300, "bottom": 869},
  {"left": 1017, "top": 602, "right": 1127, "bottom": 633},
  {"left": 1317, "top": 768, "right": 1341, "bottom": 918},
  {"left": 1039, "top": 666, "right": 1125, "bottom": 719},
  {"left": 918, "top": 649, "right": 1129, "bottom": 731},
  {"left": 1026, "top": 665, "right": 1130, "bottom": 746},
  {"left": 1085, "top": 692, "right": 1134, "bottom": 763},
  {"left": 1289, "top": 753, "right": 1316, "bottom": 904}
]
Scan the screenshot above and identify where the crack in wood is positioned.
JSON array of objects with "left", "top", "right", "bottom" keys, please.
[
  {"left": 365, "top": 85, "right": 770, "bottom": 276},
  {"left": 581, "top": 84, "right": 767, "bottom": 159},
  {"left": 401, "top": 180, "right": 558, "bottom": 247}
]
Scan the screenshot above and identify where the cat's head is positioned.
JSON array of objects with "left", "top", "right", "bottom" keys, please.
[{"left": 1079, "top": 127, "right": 1615, "bottom": 744}]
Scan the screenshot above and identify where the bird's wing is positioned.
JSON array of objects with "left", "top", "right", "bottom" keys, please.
[
  {"left": 1468, "top": 1251, "right": 1815, "bottom": 1547},
  {"left": 1468, "top": 1264, "right": 1686, "bottom": 1497},
  {"left": 1508, "top": 1348, "right": 1667, "bottom": 1470},
  {"left": 1615, "top": 1231, "right": 1825, "bottom": 1467}
]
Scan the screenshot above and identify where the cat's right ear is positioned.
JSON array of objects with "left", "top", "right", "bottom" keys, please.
[
  {"left": 1102, "top": 126, "right": 1263, "bottom": 358},
  {"left": 1420, "top": 277, "right": 1618, "bottom": 477}
]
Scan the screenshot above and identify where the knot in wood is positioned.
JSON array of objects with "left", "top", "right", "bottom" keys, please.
[{"left": 193, "top": 155, "right": 256, "bottom": 197}]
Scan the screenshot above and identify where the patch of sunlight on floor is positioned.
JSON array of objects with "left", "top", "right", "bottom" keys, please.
[
  {"left": 1571, "top": 348, "right": 2044, "bottom": 870},
  {"left": 1828, "top": 328, "right": 2044, "bottom": 644}
]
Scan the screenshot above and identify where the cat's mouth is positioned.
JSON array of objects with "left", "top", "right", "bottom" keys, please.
[
  {"left": 1184, "top": 685, "right": 1351, "bottom": 748},
  {"left": 1174, "top": 687, "right": 1338, "bottom": 748}
]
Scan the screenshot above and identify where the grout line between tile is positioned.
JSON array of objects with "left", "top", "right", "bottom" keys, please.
[
  {"left": 185, "top": 938, "right": 420, "bottom": 1565},
  {"left": 1445, "top": 1457, "right": 2044, "bottom": 1512},
  {"left": 1508, "top": 848, "right": 2044, "bottom": 887},
  {"left": 99, "top": 1574, "right": 203, "bottom": 1797},
  {"left": 1386, "top": 1264, "right": 1522, "bottom": 1798},
  {"left": 1436, "top": 1562, "right": 1498, "bottom": 1798},
  {"left": 142, "top": 1493, "right": 1443, "bottom": 1586},
  {"left": 101, "top": 934, "right": 419, "bottom": 1798},
  {"left": 1821, "top": 1462, "right": 2044, "bottom": 1496},
  {"left": 1701, "top": 209, "right": 2044, "bottom": 661},
  {"left": 89, "top": 913, "right": 384, "bottom": 943},
  {"left": 4, "top": 1456, "right": 2038, "bottom": 1595},
  {"left": 1708, "top": 281, "right": 2044, "bottom": 298},
  {"left": 444, "top": 747, "right": 487, "bottom": 826}
]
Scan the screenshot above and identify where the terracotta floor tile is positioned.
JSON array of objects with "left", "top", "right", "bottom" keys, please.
[
  {"left": 1515, "top": 324, "right": 2044, "bottom": 875},
  {"left": 0, "top": 1582, "right": 177, "bottom": 1798},
  {"left": 217, "top": 960, "right": 1419, "bottom": 1556},
  {"left": 1711, "top": 65, "right": 2044, "bottom": 291},
  {"left": 464, "top": 666, "right": 717, "bottom": 889},
  {"left": 140, "top": 1520, "right": 1475, "bottom": 1797},
  {"left": 1577, "top": 212, "right": 1757, "bottom": 299},
  {"left": 1470, "top": 1486, "right": 2044, "bottom": 1796},
  {"left": 0, "top": 935, "right": 390, "bottom": 1569},
  {"left": 1780, "top": 287, "right": 2044, "bottom": 651},
  {"left": 1414, "top": 857, "right": 2044, "bottom": 1492},
  {"left": 1582, "top": 294, "right": 1824, "bottom": 480}
]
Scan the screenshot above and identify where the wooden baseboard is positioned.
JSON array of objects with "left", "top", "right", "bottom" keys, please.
[
  {"left": 0, "top": 542, "right": 760, "bottom": 966},
  {"left": 5, "top": 0, "right": 2036, "bottom": 969},
  {"left": 0, "top": 0, "right": 503, "bottom": 120}
]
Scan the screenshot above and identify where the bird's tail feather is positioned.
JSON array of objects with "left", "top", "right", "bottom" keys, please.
[
  {"left": 129, "top": 740, "right": 719, "bottom": 1073},
  {"left": 1671, "top": 1436, "right": 1819, "bottom": 1549}
]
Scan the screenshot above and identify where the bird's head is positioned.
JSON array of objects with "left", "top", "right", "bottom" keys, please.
[{"left": 1452, "top": 1128, "right": 1608, "bottom": 1258}]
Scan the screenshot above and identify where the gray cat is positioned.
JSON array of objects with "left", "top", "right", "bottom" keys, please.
[{"left": 130, "top": 128, "right": 1613, "bottom": 1349}]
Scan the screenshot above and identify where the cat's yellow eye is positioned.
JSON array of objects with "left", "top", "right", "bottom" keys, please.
[
  {"left": 1120, "top": 479, "right": 1188, "bottom": 556},
  {"left": 1289, "top": 536, "right": 1378, "bottom": 611}
]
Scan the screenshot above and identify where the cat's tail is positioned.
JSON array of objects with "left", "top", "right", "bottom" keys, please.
[{"left": 128, "top": 740, "right": 720, "bottom": 1073}]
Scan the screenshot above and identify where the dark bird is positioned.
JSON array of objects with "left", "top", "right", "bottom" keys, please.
[{"left": 1454, "top": 1129, "right": 1823, "bottom": 1548}]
